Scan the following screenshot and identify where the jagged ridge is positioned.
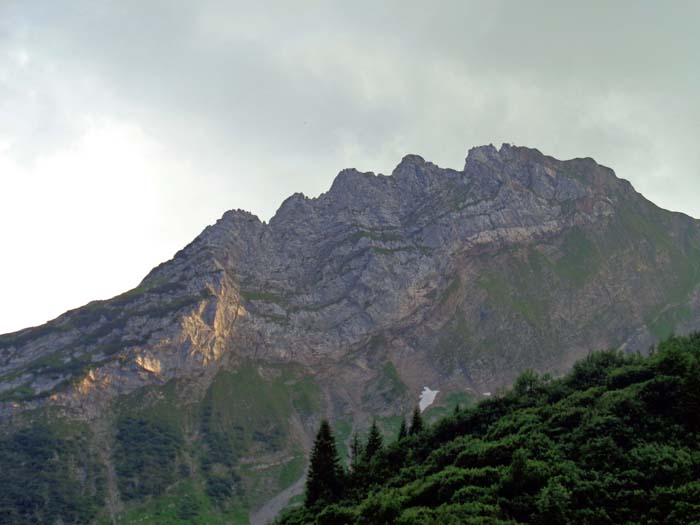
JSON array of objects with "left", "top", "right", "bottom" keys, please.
[{"left": 1, "top": 144, "right": 700, "bottom": 523}]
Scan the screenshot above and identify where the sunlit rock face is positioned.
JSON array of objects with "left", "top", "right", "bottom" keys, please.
[{"left": 2, "top": 143, "right": 700, "bottom": 517}]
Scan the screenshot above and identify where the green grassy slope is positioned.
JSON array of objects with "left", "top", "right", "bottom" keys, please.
[{"left": 0, "top": 360, "right": 323, "bottom": 525}]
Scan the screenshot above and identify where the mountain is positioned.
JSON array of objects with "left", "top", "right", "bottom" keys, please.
[
  {"left": 277, "top": 334, "right": 700, "bottom": 525},
  {"left": 1, "top": 144, "right": 700, "bottom": 523}
]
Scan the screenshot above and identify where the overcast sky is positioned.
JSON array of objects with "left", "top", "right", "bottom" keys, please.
[{"left": 1, "top": 1, "right": 699, "bottom": 334}]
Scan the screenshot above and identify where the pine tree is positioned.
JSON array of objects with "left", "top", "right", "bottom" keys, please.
[
  {"left": 409, "top": 405, "right": 424, "bottom": 435},
  {"left": 397, "top": 418, "right": 408, "bottom": 440},
  {"left": 364, "top": 419, "right": 383, "bottom": 461},
  {"left": 453, "top": 403, "right": 461, "bottom": 416},
  {"left": 349, "top": 432, "right": 362, "bottom": 472},
  {"left": 305, "top": 420, "right": 344, "bottom": 507}
]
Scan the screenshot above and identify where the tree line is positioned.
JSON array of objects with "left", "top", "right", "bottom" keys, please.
[
  {"left": 278, "top": 333, "right": 700, "bottom": 524},
  {"left": 305, "top": 405, "right": 429, "bottom": 508}
]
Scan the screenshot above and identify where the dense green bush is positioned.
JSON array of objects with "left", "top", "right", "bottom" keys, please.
[
  {"left": 199, "top": 398, "right": 243, "bottom": 505},
  {"left": 113, "top": 417, "right": 183, "bottom": 500},
  {"left": 0, "top": 423, "right": 104, "bottom": 524},
  {"left": 279, "top": 334, "right": 700, "bottom": 524}
]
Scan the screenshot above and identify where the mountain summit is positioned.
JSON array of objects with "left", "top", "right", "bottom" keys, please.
[{"left": 2, "top": 144, "right": 700, "bottom": 522}]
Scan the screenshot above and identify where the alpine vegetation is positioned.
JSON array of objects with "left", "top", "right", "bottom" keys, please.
[{"left": 279, "top": 334, "right": 700, "bottom": 525}]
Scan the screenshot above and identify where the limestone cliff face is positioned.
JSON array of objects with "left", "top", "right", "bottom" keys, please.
[{"left": 2, "top": 144, "right": 700, "bottom": 519}]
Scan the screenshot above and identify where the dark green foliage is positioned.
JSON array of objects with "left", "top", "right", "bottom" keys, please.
[
  {"left": 278, "top": 334, "right": 700, "bottom": 524},
  {"left": 199, "top": 400, "right": 240, "bottom": 504},
  {"left": 176, "top": 494, "right": 201, "bottom": 519},
  {"left": 364, "top": 420, "right": 384, "bottom": 461},
  {"left": 349, "top": 433, "right": 362, "bottom": 472},
  {"left": 305, "top": 420, "right": 344, "bottom": 507},
  {"left": 0, "top": 423, "right": 104, "bottom": 524},
  {"left": 397, "top": 419, "right": 408, "bottom": 440},
  {"left": 409, "top": 406, "right": 424, "bottom": 435},
  {"left": 113, "top": 417, "right": 183, "bottom": 500}
]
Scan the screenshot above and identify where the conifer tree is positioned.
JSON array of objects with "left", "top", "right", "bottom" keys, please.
[
  {"left": 305, "top": 420, "right": 344, "bottom": 507},
  {"left": 397, "top": 418, "right": 408, "bottom": 440},
  {"left": 364, "top": 419, "right": 383, "bottom": 461},
  {"left": 349, "top": 432, "right": 362, "bottom": 472},
  {"left": 409, "top": 405, "right": 424, "bottom": 435}
]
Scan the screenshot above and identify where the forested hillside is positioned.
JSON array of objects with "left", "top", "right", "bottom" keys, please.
[{"left": 279, "top": 334, "right": 700, "bottom": 525}]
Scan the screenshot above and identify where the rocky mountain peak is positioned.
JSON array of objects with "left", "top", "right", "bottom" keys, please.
[
  {"left": 2, "top": 143, "right": 700, "bottom": 522},
  {"left": 324, "top": 168, "right": 388, "bottom": 207},
  {"left": 391, "top": 153, "right": 427, "bottom": 174},
  {"left": 269, "top": 192, "right": 312, "bottom": 226},
  {"left": 220, "top": 208, "right": 263, "bottom": 225},
  {"left": 139, "top": 144, "right": 644, "bottom": 308},
  {"left": 464, "top": 143, "right": 503, "bottom": 167}
]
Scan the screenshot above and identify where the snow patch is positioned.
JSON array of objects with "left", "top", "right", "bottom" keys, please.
[
  {"left": 419, "top": 387, "right": 439, "bottom": 412},
  {"left": 482, "top": 392, "right": 492, "bottom": 397}
]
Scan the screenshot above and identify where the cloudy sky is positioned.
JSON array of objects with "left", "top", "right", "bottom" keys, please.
[{"left": 1, "top": 1, "right": 699, "bottom": 334}]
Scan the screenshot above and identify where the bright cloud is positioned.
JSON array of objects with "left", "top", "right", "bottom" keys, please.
[{"left": 1, "top": 1, "right": 699, "bottom": 333}]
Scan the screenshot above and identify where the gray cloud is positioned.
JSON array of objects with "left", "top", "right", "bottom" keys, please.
[
  {"left": 5, "top": 2, "right": 700, "bottom": 208},
  {"left": 1, "top": 0, "right": 699, "bottom": 332}
]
